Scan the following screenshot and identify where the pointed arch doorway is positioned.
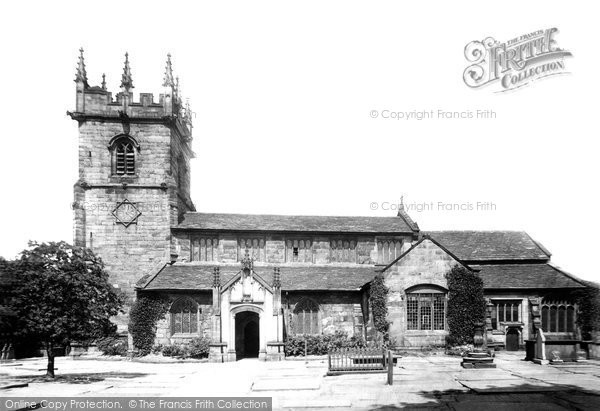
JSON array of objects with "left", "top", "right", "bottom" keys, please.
[{"left": 235, "top": 311, "right": 260, "bottom": 359}]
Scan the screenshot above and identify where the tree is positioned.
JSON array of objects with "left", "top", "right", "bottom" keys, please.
[
  {"left": 10, "top": 241, "right": 124, "bottom": 377},
  {"left": 445, "top": 265, "right": 486, "bottom": 346}
]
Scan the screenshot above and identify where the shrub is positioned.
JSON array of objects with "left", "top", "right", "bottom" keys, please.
[
  {"left": 162, "top": 344, "right": 191, "bottom": 358},
  {"left": 96, "top": 336, "right": 128, "bottom": 356},
  {"left": 189, "top": 337, "right": 210, "bottom": 359},
  {"left": 445, "top": 265, "right": 486, "bottom": 346},
  {"left": 284, "top": 331, "right": 366, "bottom": 356},
  {"left": 151, "top": 344, "right": 163, "bottom": 355},
  {"left": 128, "top": 294, "right": 170, "bottom": 356}
]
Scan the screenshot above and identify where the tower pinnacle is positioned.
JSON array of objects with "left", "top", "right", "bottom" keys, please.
[
  {"left": 75, "top": 47, "right": 88, "bottom": 87},
  {"left": 163, "top": 53, "right": 175, "bottom": 88},
  {"left": 120, "top": 52, "right": 134, "bottom": 92}
]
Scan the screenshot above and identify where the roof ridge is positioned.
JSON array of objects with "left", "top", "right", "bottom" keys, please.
[
  {"left": 425, "top": 230, "right": 529, "bottom": 233},
  {"left": 183, "top": 211, "right": 409, "bottom": 219}
]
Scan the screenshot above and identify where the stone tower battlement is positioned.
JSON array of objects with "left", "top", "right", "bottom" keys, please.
[{"left": 68, "top": 49, "right": 193, "bottom": 139}]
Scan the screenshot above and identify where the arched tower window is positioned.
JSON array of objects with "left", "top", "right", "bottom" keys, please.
[
  {"left": 170, "top": 298, "right": 199, "bottom": 335},
  {"left": 108, "top": 135, "right": 139, "bottom": 176},
  {"left": 292, "top": 298, "right": 320, "bottom": 335}
]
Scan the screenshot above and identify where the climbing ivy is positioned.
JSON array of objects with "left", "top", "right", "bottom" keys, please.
[
  {"left": 128, "top": 294, "right": 170, "bottom": 356},
  {"left": 445, "top": 265, "right": 486, "bottom": 346},
  {"left": 575, "top": 283, "right": 600, "bottom": 340},
  {"left": 369, "top": 274, "right": 390, "bottom": 343}
]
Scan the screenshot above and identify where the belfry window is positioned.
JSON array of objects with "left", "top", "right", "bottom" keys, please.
[
  {"left": 109, "top": 135, "right": 139, "bottom": 176},
  {"left": 170, "top": 298, "right": 199, "bottom": 335},
  {"left": 116, "top": 142, "right": 135, "bottom": 174}
]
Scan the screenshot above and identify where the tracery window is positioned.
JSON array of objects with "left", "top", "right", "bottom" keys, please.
[
  {"left": 170, "top": 298, "right": 199, "bottom": 334},
  {"left": 541, "top": 301, "right": 576, "bottom": 332},
  {"left": 292, "top": 298, "right": 320, "bottom": 335}
]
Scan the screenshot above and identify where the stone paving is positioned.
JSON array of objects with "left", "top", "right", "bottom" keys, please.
[{"left": 1, "top": 351, "right": 599, "bottom": 410}]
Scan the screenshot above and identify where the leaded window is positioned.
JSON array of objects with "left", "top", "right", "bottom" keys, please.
[
  {"left": 170, "top": 298, "right": 199, "bottom": 334},
  {"left": 292, "top": 298, "right": 320, "bottom": 335},
  {"left": 406, "top": 293, "right": 446, "bottom": 331}
]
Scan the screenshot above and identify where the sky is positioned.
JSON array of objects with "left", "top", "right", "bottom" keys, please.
[{"left": 0, "top": 1, "right": 598, "bottom": 281}]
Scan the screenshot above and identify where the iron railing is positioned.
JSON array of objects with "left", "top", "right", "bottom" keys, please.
[{"left": 327, "top": 347, "right": 388, "bottom": 375}]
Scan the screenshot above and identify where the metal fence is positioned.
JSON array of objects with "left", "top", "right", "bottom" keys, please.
[{"left": 327, "top": 348, "right": 388, "bottom": 375}]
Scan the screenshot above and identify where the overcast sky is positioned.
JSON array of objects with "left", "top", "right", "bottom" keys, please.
[{"left": 0, "top": 1, "right": 598, "bottom": 282}]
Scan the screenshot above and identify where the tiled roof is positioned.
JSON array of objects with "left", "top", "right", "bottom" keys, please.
[
  {"left": 425, "top": 231, "right": 551, "bottom": 262},
  {"left": 473, "top": 264, "right": 586, "bottom": 289},
  {"left": 176, "top": 212, "right": 418, "bottom": 233},
  {"left": 139, "top": 264, "right": 376, "bottom": 291}
]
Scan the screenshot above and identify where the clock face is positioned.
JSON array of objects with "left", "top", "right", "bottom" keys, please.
[{"left": 112, "top": 199, "right": 142, "bottom": 227}]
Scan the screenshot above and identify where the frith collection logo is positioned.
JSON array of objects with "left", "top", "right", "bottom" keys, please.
[{"left": 463, "top": 28, "right": 572, "bottom": 92}]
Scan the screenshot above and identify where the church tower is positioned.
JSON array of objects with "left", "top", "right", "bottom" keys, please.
[{"left": 68, "top": 50, "right": 195, "bottom": 331}]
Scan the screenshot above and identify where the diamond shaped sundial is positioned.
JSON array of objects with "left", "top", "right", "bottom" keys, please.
[{"left": 112, "top": 199, "right": 142, "bottom": 228}]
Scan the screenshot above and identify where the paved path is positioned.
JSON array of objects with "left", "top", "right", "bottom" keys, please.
[{"left": 1, "top": 352, "right": 599, "bottom": 409}]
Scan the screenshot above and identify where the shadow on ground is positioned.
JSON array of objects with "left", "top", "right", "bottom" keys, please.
[
  {"left": 13, "top": 372, "right": 148, "bottom": 385},
  {"left": 364, "top": 381, "right": 600, "bottom": 410}
]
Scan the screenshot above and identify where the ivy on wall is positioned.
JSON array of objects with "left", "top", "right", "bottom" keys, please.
[
  {"left": 445, "top": 265, "right": 486, "bottom": 346},
  {"left": 128, "top": 294, "right": 170, "bottom": 356},
  {"left": 369, "top": 274, "right": 390, "bottom": 343},
  {"left": 575, "top": 283, "right": 600, "bottom": 340}
]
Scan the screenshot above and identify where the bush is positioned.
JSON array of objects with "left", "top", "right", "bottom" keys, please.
[
  {"left": 96, "top": 336, "right": 128, "bottom": 356},
  {"left": 189, "top": 337, "right": 210, "bottom": 359},
  {"left": 445, "top": 265, "right": 486, "bottom": 346},
  {"left": 284, "top": 331, "right": 366, "bottom": 356},
  {"left": 128, "top": 294, "right": 170, "bottom": 356},
  {"left": 161, "top": 344, "right": 191, "bottom": 358}
]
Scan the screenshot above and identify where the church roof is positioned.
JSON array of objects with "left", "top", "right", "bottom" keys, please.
[
  {"left": 138, "top": 264, "right": 376, "bottom": 291},
  {"left": 175, "top": 212, "right": 419, "bottom": 234},
  {"left": 473, "top": 263, "right": 586, "bottom": 289},
  {"left": 425, "top": 231, "right": 551, "bottom": 262}
]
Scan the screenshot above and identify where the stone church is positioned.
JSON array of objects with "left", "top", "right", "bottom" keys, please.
[{"left": 69, "top": 51, "right": 587, "bottom": 361}]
